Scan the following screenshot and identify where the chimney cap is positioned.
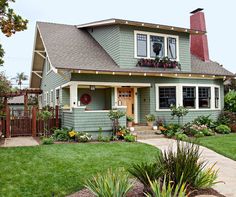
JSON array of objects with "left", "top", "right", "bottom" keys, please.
[{"left": 190, "top": 8, "right": 204, "bottom": 14}]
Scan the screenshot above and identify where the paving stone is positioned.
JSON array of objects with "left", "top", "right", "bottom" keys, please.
[{"left": 2, "top": 137, "right": 39, "bottom": 147}]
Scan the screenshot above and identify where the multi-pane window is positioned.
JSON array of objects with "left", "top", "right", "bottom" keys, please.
[
  {"left": 183, "top": 87, "right": 196, "bottom": 108},
  {"left": 167, "top": 37, "right": 177, "bottom": 59},
  {"left": 137, "top": 34, "right": 147, "bottom": 57},
  {"left": 199, "top": 87, "right": 211, "bottom": 108},
  {"left": 150, "top": 35, "right": 164, "bottom": 58},
  {"left": 159, "top": 87, "right": 176, "bottom": 109},
  {"left": 215, "top": 87, "right": 219, "bottom": 108}
]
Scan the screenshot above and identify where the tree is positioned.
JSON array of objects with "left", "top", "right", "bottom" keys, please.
[
  {"left": 0, "top": 71, "right": 11, "bottom": 109},
  {"left": 13, "top": 72, "right": 28, "bottom": 89},
  {"left": 0, "top": 0, "right": 28, "bottom": 65}
]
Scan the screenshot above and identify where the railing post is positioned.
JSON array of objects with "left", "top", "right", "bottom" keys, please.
[
  {"left": 5, "top": 106, "right": 10, "bottom": 138},
  {"left": 32, "top": 107, "right": 37, "bottom": 137},
  {"left": 55, "top": 105, "right": 59, "bottom": 128}
]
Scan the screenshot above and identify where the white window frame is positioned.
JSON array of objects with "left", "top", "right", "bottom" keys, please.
[
  {"left": 155, "top": 83, "right": 221, "bottom": 111},
  {"left": 134, "top": 30, "right": 179, "bottom": 61},
  {"left": 45, "top": 91, "right": 49, "bottom": 105},
  {"left": 50, "top": 90, "right": 54, "bottom": 106},
  {"left": 55, "top": 86, "right": 61, "bottom": 106}
]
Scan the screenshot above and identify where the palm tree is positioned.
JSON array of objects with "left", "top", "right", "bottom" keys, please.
[{"left": 13, "top": 72, "right": 28, "bottom": 90}]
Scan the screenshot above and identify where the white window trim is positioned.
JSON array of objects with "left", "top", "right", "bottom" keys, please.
[
  {"left": 55, "top": 86, "right": 61, "bottom": 106},
  {"left": 50, "top": 90, "right": 54, "bottom": 106},
  {"left": 155, "top": 83, "right": 221, "bottom": 111},
  {"left": 134, "top": 30, "right": 179, "bottom": 61}
]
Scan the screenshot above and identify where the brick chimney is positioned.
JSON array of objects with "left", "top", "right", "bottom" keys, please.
[{"left": 190, "top": 8, "right": 209, "bottom": 61}]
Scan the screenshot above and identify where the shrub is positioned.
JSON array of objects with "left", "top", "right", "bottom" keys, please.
[
  {"left": 175, "top": 131, "right": 188, "bottom": 141},
  {"left": 193, "top": 115, "right": 217, "bottom": 129},
  {"left": 164, "top": 124, "right": 181, "bottom": 138},
  {"left": 124, "top": 134, "right": 136, "bottom": 142},
  {"left": 225, "top": 90, "right": 236, "bottom": 112},
  {"left": 215, "top": 124, "right": 231, "bottom": 134},
  {"left": 170, "top": 105, "right": 189, "bottom": 125},
  {"left": 41, "top": 137, "right": 54, "bottom": 145},
  {"left": 127, "top": 116, "right": 134, "bottom": 122},
  {"left": 201, "top": 128, "right": 214, "bottom": 136},
  {"left": 194, "top": 131, "right": 205, "bottom": 138},
  {"left": 52, "top": 128, "right": 69, "bottom": 141},
  {"left": 145, "top": 176, "right": 188, "bottom": 197},
  {"left": 76, "top": 132, "right": 92, "bottom": 142},
  {"left": 128, "top": 162, "right": 164, "bottom": 190},
  {"left": 84, "top": 169, "right": 133, "bottom": 197},
  {"left": 156, "top": 141, "right": 218, "bottom": 190},
  {"left": 145, "top": 114, "right": 156, "bottom": 122}
]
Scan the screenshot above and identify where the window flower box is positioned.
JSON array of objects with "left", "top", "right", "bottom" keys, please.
[{"left": 136, "top": 57, "right": 181, "bottom": 70}]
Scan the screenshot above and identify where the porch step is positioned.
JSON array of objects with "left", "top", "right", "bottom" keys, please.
[
  {"left": 133, "top": 125, "right": 153, "bottom": 131},
  {"left": 131, "top": 126, "right": 164, "bottom": 140}
]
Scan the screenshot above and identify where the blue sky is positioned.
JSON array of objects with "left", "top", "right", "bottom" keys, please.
[{"left": 0, "top": 0, "right": 235, "bottom": 87}]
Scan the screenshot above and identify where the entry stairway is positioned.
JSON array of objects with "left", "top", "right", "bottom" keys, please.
[{"left": 132, "top": 125, "right": 164, "bottom": 140}]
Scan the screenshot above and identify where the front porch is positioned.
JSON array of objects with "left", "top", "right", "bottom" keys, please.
[{"left": 60, "top": 81, "right": 151, "bottom": 132}]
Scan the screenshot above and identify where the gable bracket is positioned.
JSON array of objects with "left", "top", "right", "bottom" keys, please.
[
  {"left": 32, "top": 71, "right": 43, "bottom": 79},
  {"left": 35, "top": 50, "right": 46, "bottom": 59}
]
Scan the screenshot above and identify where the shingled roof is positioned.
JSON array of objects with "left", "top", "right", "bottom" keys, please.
[{"left": 35, "top": 22, "right": 234, "bottom": 77}]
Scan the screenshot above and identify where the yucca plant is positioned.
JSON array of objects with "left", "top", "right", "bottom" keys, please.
[
  {"left": 84, "top": 168, "right": 133, "bottom": 197},
  {"left": 194, "top": 164, "right": 219, "bottom": 189},
  {"left": 156, "top": 141, "right": 218, "bottom": 190},
  {"left": 128, "top": 162, "right": 164, "bottom": 191},
  {"left": 145, "top": 176, "right": 188, "bottom": 197}
]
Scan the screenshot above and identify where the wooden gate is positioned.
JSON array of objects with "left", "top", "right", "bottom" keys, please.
[{"left": 10, "top": 109, "right": 32, "bottom": 137}]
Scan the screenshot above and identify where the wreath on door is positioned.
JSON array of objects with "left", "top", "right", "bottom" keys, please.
[{"left": 80, "top": 94, "right": 91, "bottom": 105}]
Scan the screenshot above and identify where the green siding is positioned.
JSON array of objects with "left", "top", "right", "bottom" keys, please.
[
  {"left": 62, "top": 88, "right": 70, "bottom": 106},
  {"left": 138, "top": 87, "right": 150, "bottom": 123},
  {"left": 41, "top": 59, "right": 70, "bottom": 107},
  {"left": 62, "top": 107, "right": 126, "bottom": 133},
  {"left": 78, "top": 88, "right": 111, "bottom": 110},
  {"left": 88, "top": 25, "right": 191, "bottom": 71},
  {"left": 88, "top": 25, "right": 120, "bottom": 65}
]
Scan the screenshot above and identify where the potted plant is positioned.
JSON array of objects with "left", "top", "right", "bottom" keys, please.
[
  {"left": 145, "top": 114, "right": 156, "bottom": 126},
  {"left": 127, "top": 116, "right": 134, "bottom": 127}
]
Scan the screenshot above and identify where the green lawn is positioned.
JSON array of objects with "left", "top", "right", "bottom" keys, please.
[
  {"left": 197, "top": 133, "right": 236, "bottom": 161},
  {"left": 0, "top": 142, "right": 159, "bottom": 197}
]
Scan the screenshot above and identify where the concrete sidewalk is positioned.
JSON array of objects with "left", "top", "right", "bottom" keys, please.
[
  {"left": 138, "top": 138, "right": 236, "bottom": 197},
  {"left": 1, "top": 137, "right": 39, "bottom": 147}
]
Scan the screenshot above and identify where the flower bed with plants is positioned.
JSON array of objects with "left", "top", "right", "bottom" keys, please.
[{"left": 160, "top": 114, "right": 232, "bottom": 141}]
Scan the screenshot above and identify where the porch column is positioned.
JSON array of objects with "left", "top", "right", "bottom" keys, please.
[
  {"left": 70, "top": 82, "right": 78, "bottom": 108},
  {"left": 134, "top": 88, "right": 138, "bottom": 124}
]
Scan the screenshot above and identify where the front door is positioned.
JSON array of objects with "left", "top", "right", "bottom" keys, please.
[{"left": 117, "top": 88, "right": 134, "bottom": 117}]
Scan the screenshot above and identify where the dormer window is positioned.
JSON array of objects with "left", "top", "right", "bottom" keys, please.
[{"left": 134, "top": 31, "right": 179, "bottom": 60}]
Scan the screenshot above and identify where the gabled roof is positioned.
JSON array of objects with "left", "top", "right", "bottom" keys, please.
[
  {"left": 37, "top": 22, "right": 118, "bottom": 70},
  {"left": 77, "top": 18, "right": 205, "bottom": 35},
  {"left": 30, "top": 21, "right": 235, "bottom": 88}
]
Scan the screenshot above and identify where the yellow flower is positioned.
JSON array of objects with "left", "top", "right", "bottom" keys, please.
[{"left": 69, "top": 131, "right": 77, "bottom": 137}]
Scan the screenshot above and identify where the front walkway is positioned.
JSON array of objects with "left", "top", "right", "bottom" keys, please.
[
  {"left": 1, "top": 137, "right": 39, "bottom": 147},
  {"left": 138, "top": 138, "right": 236, "bottom": 197}
]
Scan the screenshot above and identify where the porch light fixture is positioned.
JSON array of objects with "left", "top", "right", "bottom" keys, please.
[
  {"left": 189, "top": 74, "right": 192, "bottom": 77},
  {"left": 223, "top": 76, "right": 226, "bottom": 80},
  {"left": 202, "top": 75, "right": 205, "bottom": 77},
  {"left": 213, "top": 75, "right": 215, "bottom": 78},
  {"left": 185, "top": 29, "right": 188, "bottom": 32},
  {"left": 78, "top": 70, "right": 81, "bottom": 73},
  {"left": 144, "top": 73, "right": 147, "bottom": 76},
  {"left": 196, "top": 31, "right": 199, "bottom": 34},
  {"left": 96, "top": 71, "right": 99, "bottom": 74},
  {"left": 175, "top": 73, "right": 178, "bottom": 77},
  {"left": 160, "top": 73, "right": 163, "bottom": 76},
  {"left": 90, "top": 85, "right": 95, "bottom": 91},
  {"left": 142, "top": 23, "right": 144, "bottom": 26},
  {"left": 156, "top": 25, "right": 159, "bottom": 28},
  {"left": 125, "top": 21, "right": 128, "bottom": 24},
  {"left": 112, "top": 72, "right": 115, "bottom": 75},
  {"left": 171, "top": 27, "right": 174, "bottom": 30},
  {"left": 129, "top": 73, "right": 132, "bottom": 76}
]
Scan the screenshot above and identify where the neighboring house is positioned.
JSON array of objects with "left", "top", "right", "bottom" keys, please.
[
  {"left": 8, "top": 96, "right": 24, "bottom": 111},
  {"left": 30, "top": 9, "right": 235, "bottom": 132}
]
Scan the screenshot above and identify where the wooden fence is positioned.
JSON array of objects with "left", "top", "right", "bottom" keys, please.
[{"left": 0, "top": 106, "right": 60, "bottom": 138}]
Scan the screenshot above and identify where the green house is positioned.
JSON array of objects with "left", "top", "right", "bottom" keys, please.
[{"left": 30, "top": 9, "right": 235, "bottom": 133}]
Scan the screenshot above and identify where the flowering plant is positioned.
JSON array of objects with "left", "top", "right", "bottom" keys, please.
[{"left": 68, "top": 130, "right": 77, "bottom": 138}]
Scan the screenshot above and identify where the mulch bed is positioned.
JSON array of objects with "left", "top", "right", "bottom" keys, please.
[{"left": 67, "top": 179, "right": 225, "bottom": 197}]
